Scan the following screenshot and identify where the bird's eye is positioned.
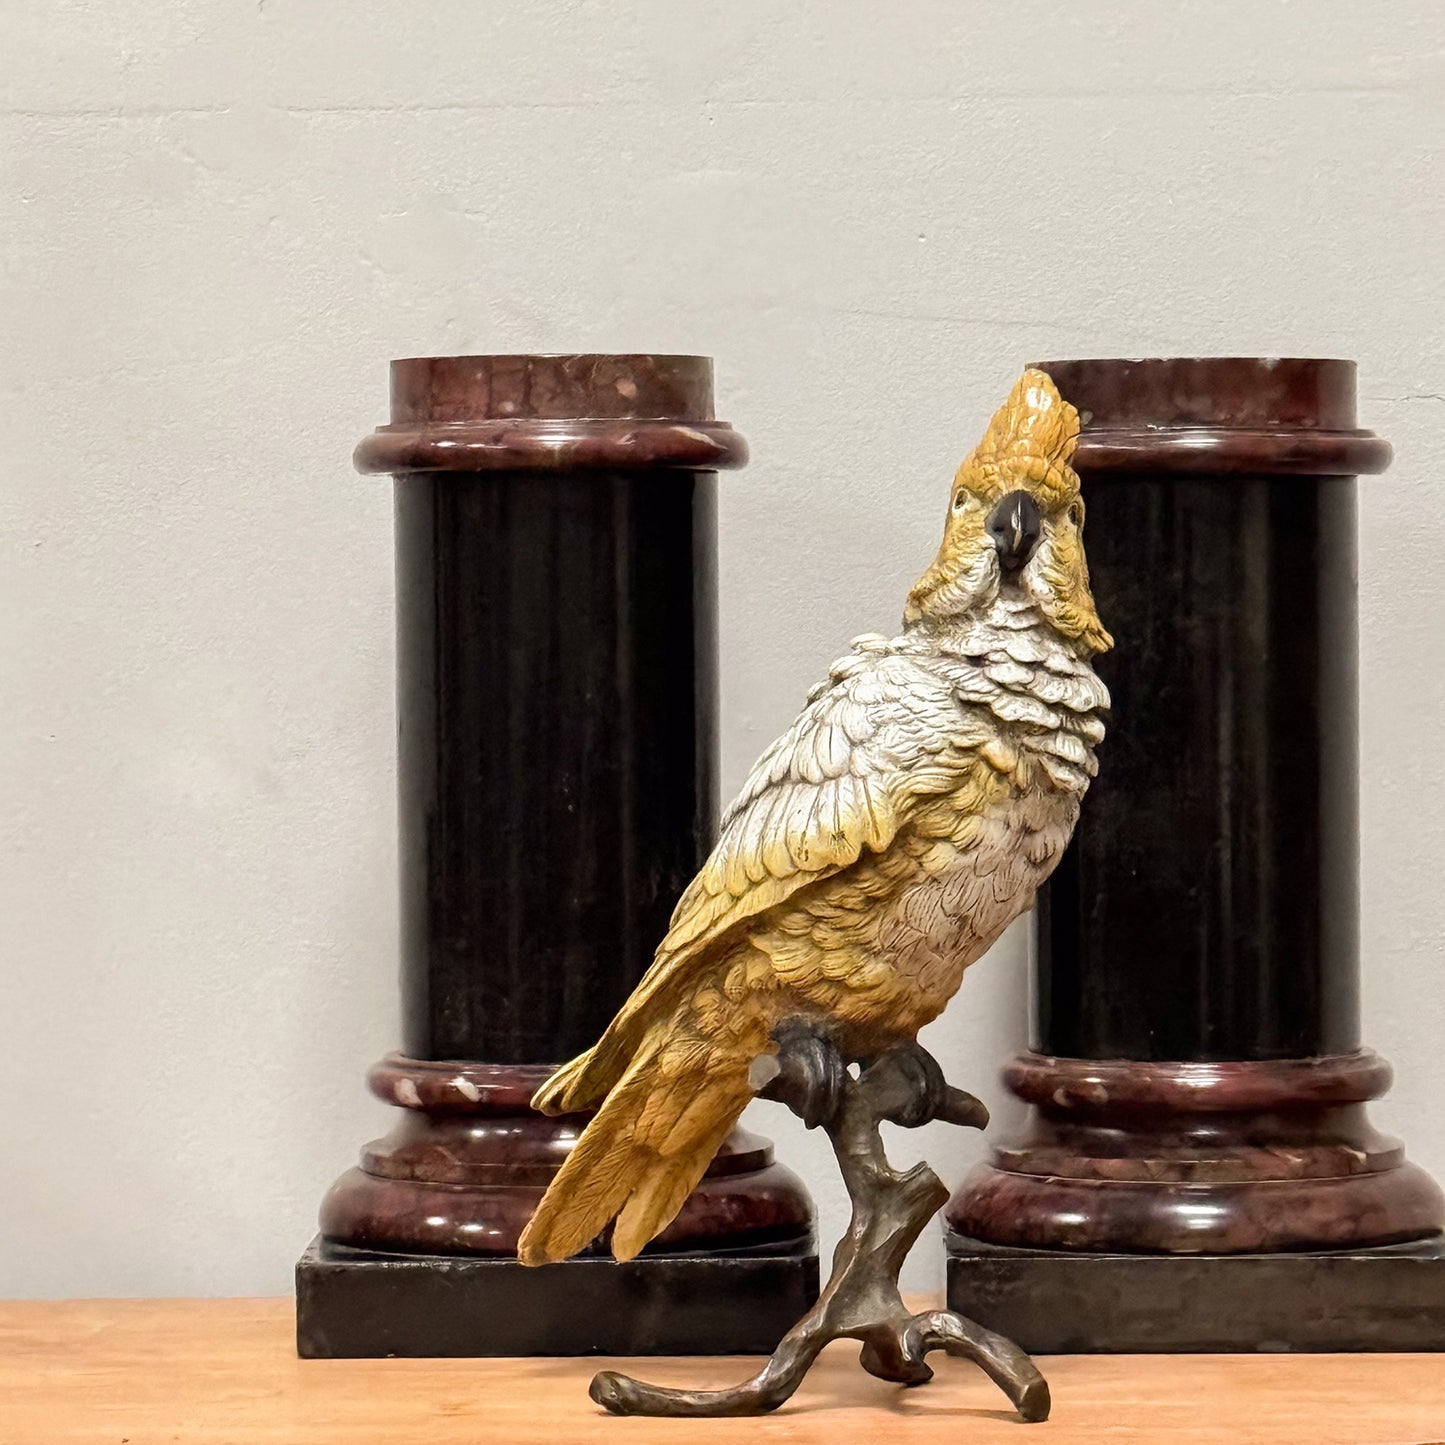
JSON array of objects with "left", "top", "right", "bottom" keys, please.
[{"left": 952, "top": 492, "right": 969, "bottom": 511}]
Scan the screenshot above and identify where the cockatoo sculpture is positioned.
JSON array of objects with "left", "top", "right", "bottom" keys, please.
[{"left": 519, "top": 368, "right": 1111, "bottom": 1270}]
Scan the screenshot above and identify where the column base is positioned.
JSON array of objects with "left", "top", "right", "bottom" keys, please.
[
  {"left": 305, "top": 1055, "right": 818, "bottom": 1355},
  {"left": 318, "top": 1055, "right": 815, "bottom": 1257},
  {"left": 948, "top": 1051, "right": 1445, "bottom": 1253},
  {"left": 296, "top": 1236, "right": 819, "bottom": 1358},
  {"left": 946, "top": 1234, "right": 1445, "bottom": 1352}
]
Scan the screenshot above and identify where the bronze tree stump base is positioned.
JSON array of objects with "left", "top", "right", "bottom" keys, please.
[{"left": 592, "top": 1037, "right": 1050, "bottom": 1421}]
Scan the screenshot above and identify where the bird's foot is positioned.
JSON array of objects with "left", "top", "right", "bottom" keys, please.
[
  {"left": 756, "top": 1021, "right": 848, "bottom": 1130},
  {"left": 862, "top": 1042, "right": 990, "bottom": 1131}
]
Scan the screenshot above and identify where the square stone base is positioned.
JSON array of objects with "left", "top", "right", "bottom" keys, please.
[
  {"left": 296, "top": 1236, "right": 819, "bottom": 1358},
  {"left": 947, "top": 1234, "right": 1445, "bottom": 1352}
]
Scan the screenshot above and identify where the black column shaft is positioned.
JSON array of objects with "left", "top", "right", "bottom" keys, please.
[
  {"left": 1030, "top": 357, "right": 1389, "bottom": 1063},
  {"left": 395, "top": 470, "right": 717, "bottom": 1063},
  {"left": 1038, "top": 474, "right": 1360, "bottom": 1059}
]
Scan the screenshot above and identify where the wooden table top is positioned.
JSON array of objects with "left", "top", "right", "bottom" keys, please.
[{"left": 2, "top": 1297, "right": 1443, "bottom": 1445}]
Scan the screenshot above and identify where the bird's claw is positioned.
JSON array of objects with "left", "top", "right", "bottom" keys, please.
[
  {"left": 864, "top": 1043, "right": 989, "bottom": 1131},
  {"left": 757, "top": 1031, "right": 986, "bottom": 1134},
  {"left": 759, "top": 1023, "right": 847, "bottom": 1130}
]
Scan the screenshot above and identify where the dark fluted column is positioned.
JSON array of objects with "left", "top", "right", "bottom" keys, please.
[
  {"left": 297, "top": 355, "right": 816, "bottom": 1359},
  {"left": 388, "top": 366, "right": 722, "bottom": 1066},
  {"left": 1036, "top": 404, "right": 1362, "bottom": 1065},
  {"left": 947, "top": 358, "right": 1445, "bottom": 1352}
]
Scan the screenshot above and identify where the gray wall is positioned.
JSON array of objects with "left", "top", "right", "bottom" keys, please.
[{"left": 4, "top": 1, "right": 1442, "bottom": 1297}]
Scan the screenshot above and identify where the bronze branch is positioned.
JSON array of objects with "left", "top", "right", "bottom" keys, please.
[{"left": 590, "top": 1030, "right": 1051, "bottom": 1420}]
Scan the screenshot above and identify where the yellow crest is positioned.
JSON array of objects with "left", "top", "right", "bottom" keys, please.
[
  {"left": 904, "top": 368, "right": 1110, "bottom": 653},
  {"left": 954, "top": 368, "right": 1081, "bottom": 510}
]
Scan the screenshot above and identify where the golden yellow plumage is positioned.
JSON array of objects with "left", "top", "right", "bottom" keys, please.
[{"left": 518, "top": 369, "right": 1110, "bottom": 1267}]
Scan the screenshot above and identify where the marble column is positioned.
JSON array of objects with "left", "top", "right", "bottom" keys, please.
[
  {"left": 946, "top": 357, "right": 1445, "bottom": 1351},
  {"left": 297, "top": 354, "right": 816, "bottom": 1358}
]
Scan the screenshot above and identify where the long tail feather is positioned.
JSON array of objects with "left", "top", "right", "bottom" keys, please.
[
  {"left": 518, "top": 1031, "right": 754, "bottom": 1266},
  {"left": 610, "top": 1113, "right": 738, "bottom": 1261},
  {"left": 530, "top": 1047, "right": 602, "bottom": 1115}
]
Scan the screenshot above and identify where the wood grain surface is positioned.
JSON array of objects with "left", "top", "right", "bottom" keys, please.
[{"left": 2, "top": 1297, "right": 1442, "bottom": 1445}]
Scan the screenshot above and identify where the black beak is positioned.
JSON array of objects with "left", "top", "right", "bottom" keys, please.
[{"left": 986, "top": 490, "right": 1042, "bottom": 574}]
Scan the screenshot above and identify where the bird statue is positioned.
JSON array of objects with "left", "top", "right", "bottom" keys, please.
[{"left": 518, "top": 367, "right": 1111, "bottom": 1271}]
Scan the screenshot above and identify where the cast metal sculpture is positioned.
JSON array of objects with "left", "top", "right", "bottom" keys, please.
[
  {"left": 519, "top": 369, "right": 1111, "bottom": 1416},
  {"left": 594, "top": 1030, "right": 1050, "bottom": 1417}
]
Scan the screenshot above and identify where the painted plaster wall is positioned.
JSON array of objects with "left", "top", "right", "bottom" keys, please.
[{"left": 4, "top": 1, "right": 1442, "bottom": 1296}]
